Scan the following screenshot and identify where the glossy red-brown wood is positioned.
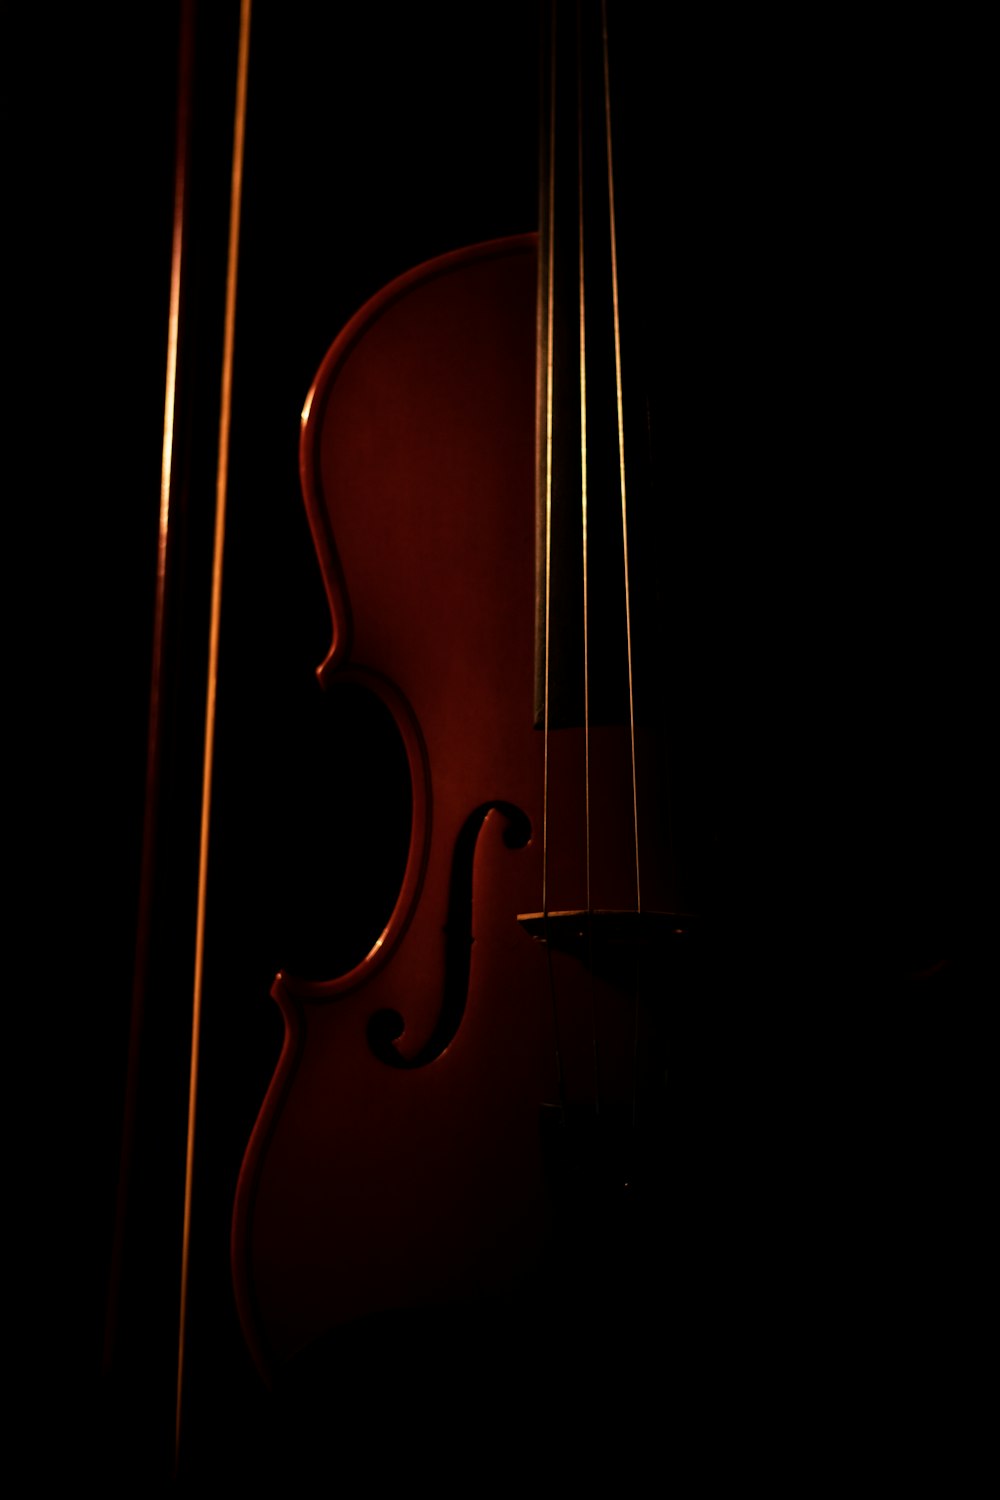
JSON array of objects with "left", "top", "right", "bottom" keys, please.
[{"left": 232, "top": 234, "right": 673, "bottom": 1379}]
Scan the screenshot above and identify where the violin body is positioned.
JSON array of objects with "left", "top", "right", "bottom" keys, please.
[{"left": 232, "top": 234, "right": 678, "bottom": 1380}]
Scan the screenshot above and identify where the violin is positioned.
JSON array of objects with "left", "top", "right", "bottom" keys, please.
[
  {"left": 90, "top": 1, "right": 978, "bottom": 1483},
  {"left": 230, "top": 0, "right": 701, "bottom": 1454}
]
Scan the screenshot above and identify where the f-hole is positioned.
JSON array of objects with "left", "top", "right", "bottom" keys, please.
[{"left": 367, "top": 801, "right": 532, "bottom": 1068}]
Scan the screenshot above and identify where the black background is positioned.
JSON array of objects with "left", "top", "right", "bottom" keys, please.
[{"left": 29, "top": 0, "right": 986, "bottom": 1484}]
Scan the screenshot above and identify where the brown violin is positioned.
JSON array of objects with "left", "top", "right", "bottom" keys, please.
[{"left": 232, "top": 1, "right": 694, "bottom": 1439}]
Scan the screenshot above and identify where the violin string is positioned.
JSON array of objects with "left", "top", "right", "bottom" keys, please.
[
  {"left": 541, "top": 5, "right": 556, "bottom": 931},
  {"left": 541, "top": 0, "right": 565, "bottom": 1117},
  {"left": 576, "top": 0, "right": 601, "bottom": 1120},
  {"left": 599, "top": 0, "right": 644, "bottom": 1141},
  {"left": 600, "top": 0, "right": 641, "bottom": 916},
  {"left": 576, "top": 20, "right": 591, "bottom": 928},
  {"left": 175, "top": 0, "right": 253, "bottom": 1472}
]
